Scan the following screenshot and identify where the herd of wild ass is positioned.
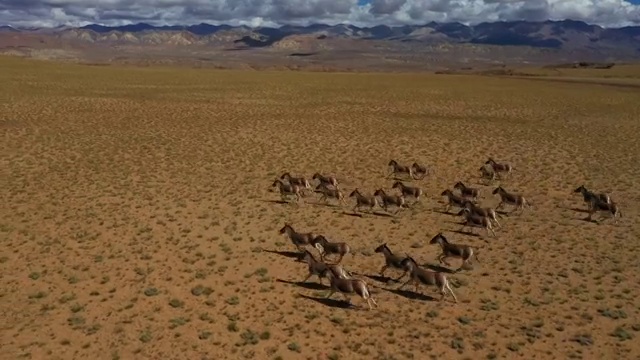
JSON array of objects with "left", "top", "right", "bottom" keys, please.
[{"left": 271, "top": 158, "right": 622, "bottom": 310}]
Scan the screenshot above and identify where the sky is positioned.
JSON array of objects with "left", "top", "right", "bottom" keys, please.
[{"left": 1, "top": 0, "right": 640, "bottom": 29}]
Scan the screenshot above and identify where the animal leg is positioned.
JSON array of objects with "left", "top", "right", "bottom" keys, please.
[
  {"left": 398, "top": 278, "right": 411, "bottom": 290},
  {"left": 493, "top": 217, "right": 502, "bottom": 229},
  {"left": 379, "top": 265, "right": 388, "bottom": 276},
  {"left": 369, "top": 297, "right": 379, "bottom": 308},
  {"left": 445, "top": 280, "right": 458, "bottom": 303},
  {"left": 337, "top": 254, "right": 344, "bottom": 264},
  {"left": 342, "top": 292, "right": 351, "bottom": 303},
  {"left": 487, "top": 226, "right": 496, "bottom": 237},
  {"left": 301, "top": 273, "right": 312, "bottom": 283},
  {"left": 392, "top": 270, "right": 408, "bottom": 282},
  {"left": 325, "top": 290, "right": 335, "bottom": 299},
  {"left": 495, "top": 201, "right": 504, "bottom": 210}
]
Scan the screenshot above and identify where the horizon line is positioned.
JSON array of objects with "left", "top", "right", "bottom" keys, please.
[{"left": 2, "top": 18, "right": 639, "bottom": 31}]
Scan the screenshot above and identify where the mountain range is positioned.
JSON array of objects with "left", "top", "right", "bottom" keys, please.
[{"left": 1, "top": 20, "right": 639, "bottom": 70}]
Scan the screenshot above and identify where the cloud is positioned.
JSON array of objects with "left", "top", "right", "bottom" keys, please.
[{"left": 0, "top": 0, "right": 639, "bottom": 28}]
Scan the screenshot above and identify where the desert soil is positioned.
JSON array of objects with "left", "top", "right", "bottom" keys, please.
[{"left": 1, "top": 56, "right": 640, "bottom": 360}]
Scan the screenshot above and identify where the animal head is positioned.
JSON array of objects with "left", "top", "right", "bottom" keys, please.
[
  {"left": 454, "top": 181, "right": 465, "bottom": 189},
  {"left": 322, "top": 268, "right": 336, "bottom": 279},
  {"left": 279, "top": 172, "right": 291, "bottom": 179},
  {"left": 429, "top": 232, "right": 446, "bottom": 244},
  {"left": 374, "top": 243, "right": 387, "bottom": 253},
  {"left": 312, "top": 173, "right": 321, "bottom": 179},
  {"left": 278, "top": 224, "right": 291, "bottom": 234},
  {"left": 312, "top": 235, "right": 328, "bottom": 245},
  {"left": 303, "top": 249, "right": 315, "bottom": 260},
  {"left": 348, "top": 189, "right": 359, "bottom": 197},
  {"left": 388, "top": 160, "right": 398, "bottom": 166},
  {"left": 441, "top": 189, "right": 452, "bottom": 196},
  {"left": 374, "top": 189, "right": 385, "bottom": 196},
  {"left": 492, "top": 186, "right": 504, "bottom": 195},
  {"left": 314, "top": 242, "right": 326, "bottom": 254},
  {"left": 573, "top": 185, "right": 586, "bottom": 193},
  {"left": 392, "top": 181, "right": 403, "bottom": 189},
  {"left": 400, "top": 256, "right": 417, "bottom": 270},
  {"left": 462, "top": 200, "right": 475, "bottom": 208},
  {"left": 457, "top": 208, "right": 471, "bottom": 216},
  {"left": 486, "top": 158, "right": 496, "bottom": 164}
]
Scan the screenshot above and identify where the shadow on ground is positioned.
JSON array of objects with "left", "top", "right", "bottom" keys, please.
[
  {"left": 298, "top": 294, "right": 354, "bottom": 309},
  {"left": 260, "top": 199, "right": 296, "bottom": 205},
  {"left": 262, "top": 249, "right": 304, "bottom": 261},
  {"left": 362, "top": 273, "right": 401, "bottom": 284},
  {"left": 383, "top": 287, "right": 436, "bottom": 302},
  {"left": 342, "top": 211, "right": 364, "bottom": 218},
  {"left": 433, "top": 209, "right": 459, "bottom": 216},
  {"left": 276, "top": 279, "right": 329, "bottom": 290}
]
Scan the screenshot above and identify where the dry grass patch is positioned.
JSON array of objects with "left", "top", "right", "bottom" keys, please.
[{"left": 1, "top": 56, "right": 639, "bottom": 360}]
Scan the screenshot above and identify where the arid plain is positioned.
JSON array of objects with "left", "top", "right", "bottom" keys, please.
[{"left": 1, "top": 56, "right": 640, "bottom": 360}]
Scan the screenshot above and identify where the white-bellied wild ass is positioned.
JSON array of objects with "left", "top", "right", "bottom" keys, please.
[
  {"left": 279, "top": 223, "right": 315, "bottom": 251},
  {"left": 441, "top": 189, "right": 468, "bottom": 213},
  {"left": 300, "top": 250, "right": 351, "bottom": 285},
  {"left": 348, "top": 188, "right": 379, "bottom": 213},
  {"left": 430, "top": 233, "right": 480, "bottom": 272},
  {"left": 374, "top": 189, "right": 407, "bottom": 214},
  {"left": 485, "top": 158, "right": 514, "bottom": 179},
  {"left": 374, "top": 243, "right": 409, "bottom": 281},
  {"left": 280, "top": 172, "right": 312, "bottom": 194},
  {"left": 411, "top": 162, "right": 431, "bottom": 179},
  {"left": 272, "top": 179, "right": 303, "bottom": 204},
  {"left": 457, "top": 208, "right": 497, "bottom": 237},
  {"left": 314, "top": 183, "right": 347, "bottom": 206},
  {"left": 573, "top": 185, "right": 611, "bottom": 211},
  {"left": 479, "top": 164, "right": 496, "bottom": 182},
  {"left": 322, "top": 269, "right": 379, "bottom": 310},
  {"left": 462, "top": 200, "right": 502, "bottom": 229},
  {"left": 586, "top": 197, "right": 622, "bottom": 223},
  {"left": 492, "top": 186, "right": 530, "bottom": 214},
  {"left": 392, "top": 181, "right": 423, "bottom": 203},
  {"left": 398, "top": 256, "right": 458, "bottom": 303},
  {"left": 453, "top": 181, "right": 480, "bottom": 201},
  {"left": 311, "top": 235, "right": 352, "bottom": 264},
  {"left": 312, "top": 172, "right": 339, "bottom": 189},
  {"left": 387, "top": 160, "right": 420, "bottom": 180}
]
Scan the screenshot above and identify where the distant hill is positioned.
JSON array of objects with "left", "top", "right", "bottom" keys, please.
[{"left": 1, "top": 20, "right": 639, "bottom": 70}]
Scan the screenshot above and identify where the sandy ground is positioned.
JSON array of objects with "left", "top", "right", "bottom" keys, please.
[{"left": 1, "top": 57, "right": 640, "bottom": 360}]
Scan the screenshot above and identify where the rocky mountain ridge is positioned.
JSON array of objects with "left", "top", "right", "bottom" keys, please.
[{"left": 0, "top": 19, "right": 638, "bottom": 51}]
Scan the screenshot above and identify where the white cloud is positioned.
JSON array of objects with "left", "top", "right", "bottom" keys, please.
[{"left": 0, "top": 0, "right": 639, "bottom": 28}]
